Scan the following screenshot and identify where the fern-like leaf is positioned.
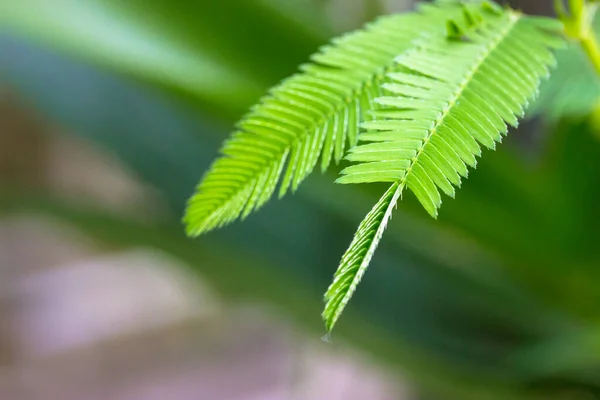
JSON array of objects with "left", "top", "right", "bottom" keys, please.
[
  {"left": 338, "top": 9, "right": 563, "bottom": 210},
  {"left": 323, "top": 5, "right": 563, "bottom": 331},
  {"left": 184, "top": 2, "right": 471, "bottom": 236},
  {"left": 323, "top": 182, "right": 402, "bottom": 331}
]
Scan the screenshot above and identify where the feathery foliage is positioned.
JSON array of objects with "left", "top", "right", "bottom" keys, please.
[
  {"left": 323, "top": 182, "right": 402, "bottom": 331},
  {"left": 184, "top": 0, "right": 566, "bottom": 332},
  {"left": 324, "top": 4, "right": 563, "bottom": 331},
  {"left": 184, "top": 1, "right": 472, "bottom": 236},
  {"left": 337, "top": 7, "right": 563, "bottom": 214}
]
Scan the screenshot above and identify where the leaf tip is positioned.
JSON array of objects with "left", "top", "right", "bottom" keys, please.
[
  {"left": 183, "top": 215, "right": 199, "bottom": 238},
  {"left": 321, "top": 332, "right": 333, "bottom": 343},
  {"left": 184, "top": 222, "right": 204, "bottom": 238},
  {"left": 429, "top": 207, "right": 439, "bottom": 219}
]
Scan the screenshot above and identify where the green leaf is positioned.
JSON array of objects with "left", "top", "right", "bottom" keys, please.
[
  {"left": 338, "top": 8, "right": 564, "bottom": 217},
  {"left": 323, "top": 182, "right": 402, "bottom": 332},
  {"left": 184, "top": 1, "right": 473, "bottom": 236},
  {"left": 329, "top": 4, "right": 563, "bottom": 329}
]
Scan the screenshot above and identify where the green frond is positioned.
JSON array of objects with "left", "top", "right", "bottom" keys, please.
[
  {"left": 323, "top": 182, "right": 402, "bottom": 332},
  {"left": 184, "top": 1, "right": 471, "bottom": 236},
  {"left": 337, "top": 9, "right": 563, "bottom": 217},
  {"left": 324, "top": 5, "right": 563, "bottom": 331}
]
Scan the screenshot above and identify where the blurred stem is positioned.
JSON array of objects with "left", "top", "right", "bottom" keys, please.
[
  {"left": 557, "top": 0, "right": 600, "bottom": 75},
  {"left": 580, "top": 29, "right": 600, "bottom": 75}
]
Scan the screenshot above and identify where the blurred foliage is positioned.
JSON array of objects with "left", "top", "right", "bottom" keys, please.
[
  {"left": 529, "top": 16, "right": 600, "bottom": 120},
  {"left": 0, "top": 0, "right": 328, "bottom": 118},
  {"left": 1, "top": 1, "right": 600, "bottom": 399}
]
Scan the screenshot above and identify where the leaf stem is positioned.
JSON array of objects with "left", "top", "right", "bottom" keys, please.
[
  {"left": 559, "top": 0, "right": 600, "bottom": 75},
  {"left": 580, "top": 26, "right": 600, "bottom": 75}
]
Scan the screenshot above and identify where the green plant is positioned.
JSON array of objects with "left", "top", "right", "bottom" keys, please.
[
  {"left": 184, "top": 0, "right": 600, "bottom": 332},
  {"left": 4, "top": 0, "right": 600, "bottom": 397}
]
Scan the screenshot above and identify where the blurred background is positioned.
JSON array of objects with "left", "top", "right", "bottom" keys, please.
[{"left": 1, "top": 0, "right": 600, "bottom": 399}]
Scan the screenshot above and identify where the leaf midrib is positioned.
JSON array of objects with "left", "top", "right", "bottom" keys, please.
[
  {"left": 327, "top": 181, "right": 403, "bottom": 329},
  {"left": 399, "top": 11, "right": 521, "bottom": 192}
]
